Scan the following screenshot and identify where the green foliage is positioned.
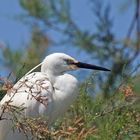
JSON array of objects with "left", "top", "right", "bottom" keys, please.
[
  {"left": 0, "top": 80, "right": 140, "bottom": 139},
  {"left": 20, "top": 0, "right": 70, "bottom": 23},
  {"left": 48, "top": 82, "right": 140, "bottom": 140},
  {"left": 20, "top": 0, "right": 48, "bottom": 18},
  {"left": 74, "top": 85, "right": 139, "bottom": 140}
]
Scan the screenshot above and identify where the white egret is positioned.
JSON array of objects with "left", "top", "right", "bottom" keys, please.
[{"left": 0, "top": 53, "right": 110, "bottom": 140}]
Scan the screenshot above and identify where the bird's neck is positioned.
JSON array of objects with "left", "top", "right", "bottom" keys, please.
[
  {"left": 42, "top": 70, "right": 63, "bottom": 84},
  {"left": 53, "top": 73, "right": 79, "bottom": 105}
]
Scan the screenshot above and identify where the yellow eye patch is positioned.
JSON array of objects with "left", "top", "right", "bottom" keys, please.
[{"left": 65, "top": 59, "right": 74, "bottom": 65}]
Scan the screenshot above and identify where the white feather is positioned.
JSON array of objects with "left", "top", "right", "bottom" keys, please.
[{"left": 0, "top": 53, "right": 79, "bottom": 140}]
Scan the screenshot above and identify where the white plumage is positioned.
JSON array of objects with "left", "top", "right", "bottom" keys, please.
[{"left": 0, "top": 53, "right": 110, "bottom": 140}]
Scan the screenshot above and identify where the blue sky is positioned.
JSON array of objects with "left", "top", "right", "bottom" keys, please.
[
  {"left": 0, "top": 0, "right": 30, "bottom": 49},
  {"left": 0, "top": 0, "right": 134, "bottom": 48},
  {"left": 0, "top": 0, "right": 136, "bottom": 76}
]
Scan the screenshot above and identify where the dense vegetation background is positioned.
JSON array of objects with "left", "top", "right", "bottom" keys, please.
[{"left": 0, "top": 0, "right": 140, "bottom": 139}]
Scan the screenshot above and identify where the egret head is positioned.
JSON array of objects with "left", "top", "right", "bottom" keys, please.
[
  {"left": 41, "top": 53, "right": 110, "bottom": 75},
  {"left": 41, "top": 53, "right": 77, "bottom": 74}
]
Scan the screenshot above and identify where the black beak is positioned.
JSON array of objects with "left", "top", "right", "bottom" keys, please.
[{"left": 75, "top": 62, "right": 110, "bottom": 71}]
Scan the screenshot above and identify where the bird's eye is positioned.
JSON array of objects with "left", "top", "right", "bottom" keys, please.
[{"left": 65, "top": 59, "right": 74, "bottom": 65}]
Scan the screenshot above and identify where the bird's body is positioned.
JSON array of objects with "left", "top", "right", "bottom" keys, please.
[
  {"left": 0, "top": 53, "right": 110, "bottom": 140},
  {"left": 0, "top": 72, "right": 78, "bottom": 140}
]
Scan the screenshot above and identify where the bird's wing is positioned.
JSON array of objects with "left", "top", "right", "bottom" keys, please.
[
  {"left": 0, "top": 72, "right": 54, "bottom": 117},
  {"left": 0, "top": 72, "right": 54, "bottom": 140}
]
